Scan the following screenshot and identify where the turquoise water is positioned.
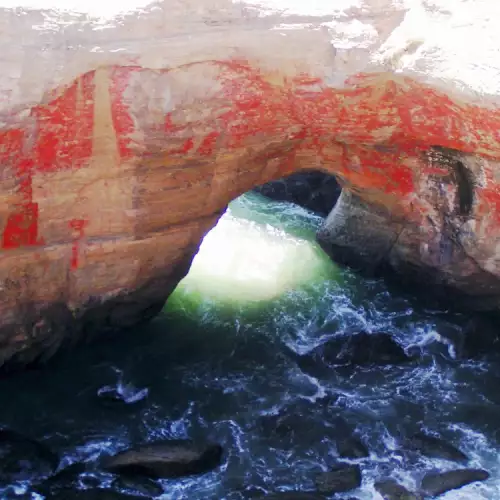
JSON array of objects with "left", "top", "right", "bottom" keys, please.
[{"left": 1, "top": 192, "right": 500, "bottom": 499}]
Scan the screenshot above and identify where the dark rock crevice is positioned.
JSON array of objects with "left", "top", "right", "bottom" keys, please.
[{"left": 254, "top": 171, "right": 342, "bottom": 217}]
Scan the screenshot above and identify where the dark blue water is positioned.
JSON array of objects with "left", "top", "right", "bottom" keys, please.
[{"left": 1, "top": 193, "right": 500, "bottom": 499}]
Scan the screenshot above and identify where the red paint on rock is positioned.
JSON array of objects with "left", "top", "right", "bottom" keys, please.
[
  {"left": 1, "top": 72, "right": 94, "bottom": 250},
  {"left": 0, "top": 128, "right": 24, "bottom": 163},
  {"left": 109, "top": 66, "right": 141, "bottom": 160},
  {"left": 2, "top": 202, "right": 41, "bottom": 249},
  {"left": 3, "top": 61, "right": 500, "bottom": 254},
  {"left": 69, "top": 218, "right": 88, "bottom": 270},
  {"left": 197, "top": 131, "right": 219, "bottom": 156},
  {"left": 32, "top": 71, "right": 94, "bottom": 172}
]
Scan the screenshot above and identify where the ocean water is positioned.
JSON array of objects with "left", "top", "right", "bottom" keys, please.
[{"left": 0, "top": 191, "right": 500, "bottom": 499}]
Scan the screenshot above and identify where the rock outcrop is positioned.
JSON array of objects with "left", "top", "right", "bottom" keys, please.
[
  {"left": 2, "top": 0, "right": 500, "bottom": 367},
  {"left": 254, "top": 171, "right": 342, "bottom": 216}
]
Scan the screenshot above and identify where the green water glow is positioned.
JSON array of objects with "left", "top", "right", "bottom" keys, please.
[{"left": 167, "top": 192, "right": 341, "bottom": 308}]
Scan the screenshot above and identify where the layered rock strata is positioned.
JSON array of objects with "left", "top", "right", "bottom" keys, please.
[{"left": 2, "top": 0, "right": 500, "bottom": 366}]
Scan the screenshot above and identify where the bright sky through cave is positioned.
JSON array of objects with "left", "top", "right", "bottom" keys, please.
[{"left": 178, "top": 210, "right": 326, "bottom": 303}]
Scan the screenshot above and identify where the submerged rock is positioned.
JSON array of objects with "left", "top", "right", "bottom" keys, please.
[
  {"left": 256, "top": 397, "right": 342, "bottom": 446},
  {"left": 337, "top": 435, "right": 370, "bottom": 459},
  {"left": 102, "top": 439, "right": 224, "bottom": 478},
  {"left": 421, "top": 468, "right": 490, "bottom": 496},
  {"left": 0, "top": 428, "right": 59, "bottom": 486},
  {"left": 48, "top": 489, "right": 146, "bottom": 500},
  {"left": 112, "top": 475, "right": 164, "bottom": 497},
  {"left": 291, "top": 332, "right": 411, "bottom": 376},
  {"left": 34, "top": 462, "right": 100, "bottom": 496},
  {"left": 258, "top": 493, "right": 328, "bottom": 500},
  {"left": 374, "top": 479, "right": 423, "bottom": 500},
  {"left": 405, "top": 432, "right": 468, "bottom": 462},
  {"left": 314, "top": 463, "right": 362, "bottom": 494},
  {"left": 34, "top": 461, "right": 92, "bottom": 496},
  {"left": 325, "top": 332, "right": 411, "bottom": 366}
]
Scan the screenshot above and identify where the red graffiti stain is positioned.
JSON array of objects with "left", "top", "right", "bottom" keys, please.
[
  {"left": 169, "top": 138, "right": 195, "bottom": 155},
  {"left": 2, "top": 201, "right": 41, "bottom": 249},
  {"left": 1, "top": 72, "right": 94, "bottom": 251},
  {"left": 4, "top": 60, "right": 500, "bottom": 256},
  {"left": 197, "top": 131, "right": 219, "bottom": 156},
  {"left": 69, "top": 219, "right": 88, "bottom": 270},
  {"left": 32, "top": 71, "right": 94, "bottom": 172},
  {"left": 108, "top": 66, "right": 142, "bottom": 160}
]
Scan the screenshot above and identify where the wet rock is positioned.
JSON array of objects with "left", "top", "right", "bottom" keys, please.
[
  {"left": 258, "top": 412, "right": 306, "bottom": 439},
  {"left": 405, "top": 432, "right": 468, "bottom": 462},
  {"left": 325, "top": 332, "right": 410, "bottom": 366},
  {"left": 421, "top": 468, "right": 490, "bottom": 496},
  {"left": 314, "top": 463, "right": 362, "bottom": 494},
  {"left": 337, "top": 435, "right": 369, "bottom": 459},
  {"left": 257, "top": 493, "right": 327, "bottom": 500},
  {"left": 34, "top": 461, "right": 86, "bottom": 494},
  {"left": 294, "top": 333, "right": 411, "bottom": 375},
  {"left": 0, "top": 428, "right": 59, "bottom": 486},
  {"left": 102, "top": 439, "right": 224, "bottom": 478},
  {"left": 35, "top": 461, "right": 101, "bottom": 496},
  {"left": 112, "top": 475, "right": 164, "bottom": 497},
  {"left": 256, "top": 399, "right": 341, "bottom": 445},
  {"left": 254, "top": 171, "right": 341, "bottom": 216},
  {"left": 374, "top": 479, "right": 423, "bottom": 500},
  {"left": 48, "top": 489, "right": 146, "bottom": 499}
]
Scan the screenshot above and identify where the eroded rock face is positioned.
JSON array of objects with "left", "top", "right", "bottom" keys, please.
[
  {"left": 317, "top": 148, "right": 500, "bottom": 309},
  {"left": 2, "top": 0, "right": 500, "bottom": 367}
]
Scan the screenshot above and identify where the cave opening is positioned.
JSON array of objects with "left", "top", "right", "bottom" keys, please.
[{"left": 165, "top": 170, "right": 342, "bottom": 311}]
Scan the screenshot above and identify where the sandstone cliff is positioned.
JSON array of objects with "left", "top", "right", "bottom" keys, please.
[{"left": 1, "top": 0, "right": 500, "bottom": 367}]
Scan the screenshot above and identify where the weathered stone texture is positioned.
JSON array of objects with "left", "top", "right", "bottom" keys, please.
[{"left": 2, "top": 0, "right": 500, "bottom": 367}]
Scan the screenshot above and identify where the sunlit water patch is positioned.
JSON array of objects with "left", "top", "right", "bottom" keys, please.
[
  {"left": 172, "top": 193, "right": 340, "bottom": 304},
  {"left": 0, "top": 192, "right": 499, "bottom": 499}
]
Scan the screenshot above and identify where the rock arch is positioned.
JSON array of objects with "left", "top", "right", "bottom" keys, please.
[{"left": 2, "top": 6, "right": 500, "bottom": 367}]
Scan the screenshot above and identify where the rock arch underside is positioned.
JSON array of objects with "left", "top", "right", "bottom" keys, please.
[{"left": 1, "top": 0, "right": 500, "bottom": 367}]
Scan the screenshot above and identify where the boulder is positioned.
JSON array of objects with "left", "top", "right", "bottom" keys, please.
[
  {"left": 421, "top": 468, "right": 490, "bottom": 496},
  {"left": 3, "top": 1, "right": 500, "bottom": 366},
  {"left": 258, "top": 493, "right": 327, "bottom": 500},
  {"left": 404, "top": 432, "right": 468, "bottom": 463},
  {"left": 112, "top": 475, "right": 164, "bottom": 497},
  {"left": 102, "top": 440, "right": 224, "bottom": 478},
  {"left": 336, "top": 435, "right": 370, "bottom": 459},
  {"left": 314, "top": 463, "right": 362, "bottom": 494},
  {"left": 290, "top": 332, "right": 411, "bottom": 376},
  {"left": 374, "top": 479, "right": 423, "bottom": 500},
  {"left": 48, "top": 490, "right": 146, "bottom": 500},
  {"left": 256, "top": 396, "right": 341, "bottom": 443},
  {"left": 254, "top": 171, "right": 341, "bottom": 216},
  {"left": 34, "top": 461, "right": 92, "bottom": 496}
]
